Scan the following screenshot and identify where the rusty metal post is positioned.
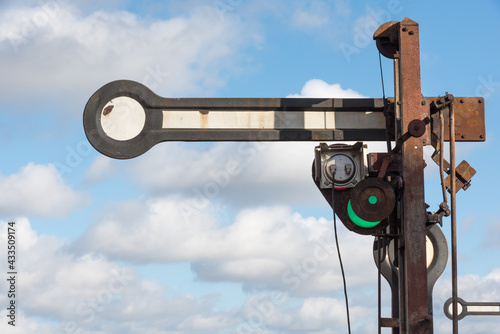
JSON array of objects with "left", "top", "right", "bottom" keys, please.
[{"left": 398, "top": 18, "right": 430, "bottom": 333}]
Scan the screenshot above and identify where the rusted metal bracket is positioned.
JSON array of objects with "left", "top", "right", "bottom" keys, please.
[
  {"left": 430, "top": 95, "right": 478, "bottom": 194},
  {"left": 430, "top": 96, "right": 485, "bottom": 142},
  {"left": 368, "top": 116, "right": 429, "bottom": 180},
  {"left": 427, "top": 202, "right": 450, "bottom": 226},
  {"left": 444, "top": 160, "right": 476, "bottom": 194},
  {"left": 381, "top": 317, "right": 400, "bottom": 328}
]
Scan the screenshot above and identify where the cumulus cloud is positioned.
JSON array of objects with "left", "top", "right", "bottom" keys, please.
[
  {"left": 288, "top": 79, "right": 365, "bottom": 98},
  {"left": 2, "top": 218, "right": 499, "bottom": 333},
  {"left": 239, "top": 294, "right": 373, "bottom": 333},
  {"left": 0, "top": 1, "right": 259, "bottom": 109},
  {"left": 484, "top": 217, "right": 500, "bottom": 248},
  {"left": 290, "top": 2, "right": 331, "bottom": 30},
  {"left": 122, "top": 141, "right": 324, "bottom": 208},
  {"left": 0, "top": 163, "right": 88, "bottom": 218},
  {"left": 0, "top": 217, "right": 376, "bottom": 334},
  {"left": 121, "top": 141, "right": 389, "bottom": 209},
  {"left": 74, "top": 197, "right": 377, "bottom": 295},
  {"left": 0, "top": 218, "right": 237, "bottom": 334},
  {"left": 83, "top": 155, "right": 115, "bottom": 183}
]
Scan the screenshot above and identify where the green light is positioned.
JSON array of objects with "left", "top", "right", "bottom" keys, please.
[
  {"left": 347, "top": 199, "right": 381, "bottom": 228},
  {"left": 368, "top": 196, "right": 377, "bottom": 205}
]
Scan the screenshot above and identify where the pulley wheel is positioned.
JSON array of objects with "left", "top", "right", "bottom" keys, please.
[{"left": 350, "top": 178, "right": 395, "bottom": 223}]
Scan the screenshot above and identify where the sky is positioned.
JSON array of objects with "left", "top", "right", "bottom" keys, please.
[{"left": 0, "top": 0, "right": 499, "bottom": 333}]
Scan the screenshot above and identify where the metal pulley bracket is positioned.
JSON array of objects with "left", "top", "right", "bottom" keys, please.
[{"left": 373, "top": 21, "right": 400, "bottom": 59}]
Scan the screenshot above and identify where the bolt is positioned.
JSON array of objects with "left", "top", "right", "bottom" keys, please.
[
  {"left": 397, "top": 101, "right": 401, "bottom": 105},
  {"left": 478, "top": 99, "right": 483, "bottom": 103},
  {"left": 423, "top": 139, "right": 427, "bottom": 144},
  {"left": 480, "top": 134, "right": 485, "bottom": 139},
  {"left": 402, "top": 27, "right": 408, "bottom": 32},
  {"left": 460, "top": 99, "right": 464, "bottom": 103},
  {"left": 409, "top": 30, "right": 414, "bottom": 35},
  {"left": 421, "top": 100, "right": 426, "bottom": 105},
  {"left": 461, "top": 134, "right": 466, "bottom": 139}
]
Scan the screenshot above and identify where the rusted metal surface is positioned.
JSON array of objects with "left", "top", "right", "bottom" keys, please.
[
  {"left": 381, "top": 317, "right": 400, "bottom": 328},
  {"left": 368, "top": 153, "right": 402, "bottom": 173},
  {"left": 350, "top": 178, "right": 395, "bottom": 222},
  {"left": 397, "top": 18, "right": 430, "bottom": 333},
  {"left": 373, "top": 21, "right": 400, "bottom": 59},
  {"left": 429, "top": 97, "right": 485, "bottom": 142},
  {"left": 444, "top": 160, "right": 476, "bottom": 193}
]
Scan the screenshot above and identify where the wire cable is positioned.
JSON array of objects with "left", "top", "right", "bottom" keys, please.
[
  {"left": 379, "top": 52, "right": 387, "bottom": 100},
  {"left": 332, "top": 189, "right": 352, "bottom": 334},
  {"left": 377, "top": 51, "right": 387, "bottom": 334},
  {"left": 379, "top": 52, "right": 391, "bottom": 153}
]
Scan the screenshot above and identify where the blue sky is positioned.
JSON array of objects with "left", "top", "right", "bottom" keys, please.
[{"left": 0, "top": 0, "right": 499, "bottom": 333}]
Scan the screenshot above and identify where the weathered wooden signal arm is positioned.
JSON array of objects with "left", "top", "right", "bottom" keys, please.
[{"left": 83, "top": 79, "right": 485, "bottom": 159}]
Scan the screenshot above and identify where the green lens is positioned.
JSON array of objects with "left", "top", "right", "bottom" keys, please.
[
  {"left": 368, "top": 195, "right": 377, "bottom": 205},
  {"left": 347, "top": 199, "right": 381, "bottom": 228}
]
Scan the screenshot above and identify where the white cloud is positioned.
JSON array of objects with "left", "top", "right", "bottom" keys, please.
[
  {"left": 123, "top": 141, "right": 323, "bottom": 208},
  {"left": 0, "top": 2, "right": 260, "bottom": 109},
  {"left": 0, "top": 218, "right": 237, "bottom": 333},
  {"left": 290, "top": 2, "right": 330, "bottom": 30},
  {"left": 0, "top": 163, "right": 88, "bottom": 218},
  {"left": 484, "top": 217, "right": 500, "bottom": 248},
  {"left": 1, "top": 213, "right": 499, "bottom": 333},
  {"left": 75, "top": 197, "right": 377, "bottom": 295},
  {"left": 84, "top": 155, "right": 114, "bottom": 183},
  {"left": 122, "top": 141, "right": 389, "bottom": 209},
  {"left": 0, "top": 217, "right": 376, "bottom": 334},
  {"left": 239, "top": 294, "right": 373, "bottom": 333},
  {"left": 288, "top": 79, "right": 366, "bottom": 98}
]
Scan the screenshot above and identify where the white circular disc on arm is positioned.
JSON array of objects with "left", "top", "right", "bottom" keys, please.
[{"left": 100, "top": 96, "right": 146, "bottom": 141}]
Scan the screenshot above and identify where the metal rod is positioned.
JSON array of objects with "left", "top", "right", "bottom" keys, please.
[
  {"left": 440, "top": 110, "right": 448, "bottom": 203},
  {"left": 377, "top": 236, "right": 382, "bottom": 334},
  {"left": 450, "top": 103, "right": 458, "bottom": 333},
  {"left": 393, "top": 59, "right": 401, "bottom": 138}
]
